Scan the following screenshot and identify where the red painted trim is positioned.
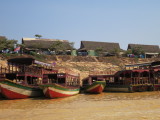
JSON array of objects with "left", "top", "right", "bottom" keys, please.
[
  {"left": 87, "top": 85, "right": 104, "bottom": 94},
  {"left": 44, "top": 88, "right": 73, "bottom": 98},
  {"left": 0, "top": 87, "right": 29, "bottom": 99}
]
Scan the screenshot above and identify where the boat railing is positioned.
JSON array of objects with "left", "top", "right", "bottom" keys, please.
[
  {"left": 131, "top": 77, "right": 150, "bottom": 85},
  {"left": 0, "top": 64, "right": 59, "bottom": 76},
  {"left": 42, "top": 69, "right": 58, "bottom": 74},
  {"left": 0, "top": 66, "right": 10, "bottom": 74},
  {"left": 0, "top": 65, "right": 42, "bottom": 76},
  {"left": 89, "top": 70, "right": 116, "bottom": 75}
]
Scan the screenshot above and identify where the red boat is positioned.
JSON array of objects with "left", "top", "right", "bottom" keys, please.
[
  {"left": 0, "top": 57, "right": 57, "bottom": 99},
  {"left": 41, "top": 83, "right": 80, "bottom": 98},
  {"left": 81, "top": 76, "right": 106, "bottom": 94},
  {"left": 0, "top": 79, "right": 43, "bottom": 99},
  {"left": 40, "top": 73, "right": 80, "bottom": 98}
]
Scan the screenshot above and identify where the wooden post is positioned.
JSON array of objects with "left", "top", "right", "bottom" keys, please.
[
  {"left": 138, "top": 72, "right": 140, "bottom": 84},
  {"left": 1, "top": 66, "right": 2, "bottom": 74},
  {"left": 12, "top": 64, "right": 13, "bottom": 73},
  {"left": 24, "top": 75, "right": 27, "bottom": 85},
  {"left": 131, "top": 71, "right": 133, "bottom": 84},
  {"left": 149, "top": 71, "right": 150, "bottom": 84},
  {"left": 89, "top": 76, "right": 92, "bottom": 85},
  {"left": 65, "top": 74, "right": 67, "bottom": 86},
  {"left": 134, "top": 77, "right": 136, "bottom": 85},
  {"left": 123, "top": 72, "right": 125, "bottom": 85},
  {"left": 141, "top": 72, "right": 143, "bottom": 84},
  {"left": 8, "top": 64, "right": 10, "bottom": 73}
]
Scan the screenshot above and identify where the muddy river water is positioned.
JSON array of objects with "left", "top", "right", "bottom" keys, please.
[{"left": 0, "top": 92, "right": 160, "bottom": 120}]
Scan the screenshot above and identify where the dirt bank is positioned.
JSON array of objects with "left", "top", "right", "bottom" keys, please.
[{"left": 0, "top": 55, "right": 160, "bottom": 80}]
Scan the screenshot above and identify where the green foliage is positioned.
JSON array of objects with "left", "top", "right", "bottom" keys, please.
[
  {"left": 95, "top": 47, "right": 104, "bottom": 56},
  {"left": 0, "top": 36, "right": 17, "bottom": 51},
  {"left": 125, "top": 49, "right": 132, "bottom": 54},
  {"left": 30, "top": 51, "right": 46, "bottom": 61},
  {"left": 0, "top": 36, "right": 7, "bottom": 50},
  {"left": 6, "top": 39, "right": 17, "bottom": 51},
  {"left": 35, "top": 34, "right": 42, "bottom": 39},
  {"left": 110, "top": 48, "right": 120, "bottom": 56},
  {"left": 1, "top": 53, "right": 20, "bottom": 59},
  {"left": 50, "top": 41, "right": 64, "bottom": 51},
  {"left": 17, "top": 44, "right": 25, "bottom": 49},
  {"left": 132, "top": 46, "right": 144, "bottom": 56},
  {"left": 49, "top": 41, "right": 74, "bottom": 54}
]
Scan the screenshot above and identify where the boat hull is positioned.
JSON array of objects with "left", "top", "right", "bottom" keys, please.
[
  {"left": 0, "top": 80, "right": 43, "bottom": 99},
  {"left": 105, "top": 84, "right": 153, "bottom": 92},
  {"left": 41, "top": 84, "right": 80, "bottom": 99},
  {"left": 84, "top": 81, "right": 106, "bottom": 94},
  {"left": 0, "top": 88, "right": 3, "bottom": 98}
]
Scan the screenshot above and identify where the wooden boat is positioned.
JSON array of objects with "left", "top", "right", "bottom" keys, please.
[
  {"left": 0, "top": 57, "right": 58, "bottom": 99},
  {"left": 0, "top": 79, "right": 43, "bottom": 99},
  {"left": 84, "top": 81, "right": 106, "bottom": 94},
  {"left": 40, "top": 83, "right": 80, "bottom": 98},
  {"left": 0, "top": 74, "right": 5, "bottom": 98},
  {"left": 0, "top": 88, "right": 3, "bottom": 98},
  {"left": 104, "top": 61, "right": 160, "bottom": 92},
  {"left": 82, "top": 77, "right": 106, "bottom": 94},
  {"left": 40, "top": 73, "right": 80, "bottom": 98}
]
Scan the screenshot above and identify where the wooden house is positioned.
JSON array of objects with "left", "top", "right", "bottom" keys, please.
[
  {"left": 22, "top": 38, "right": 73, "bottom": 55},
  {"left": 127, "top": 44, "right": 160, "bottom": 58},
  {"left": 79, "top": 41, "right": 121, "bottom": 56}
]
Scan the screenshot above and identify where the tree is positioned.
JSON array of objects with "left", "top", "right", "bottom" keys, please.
[
  {"left": 69, "top": 42, "right": 75, "bottom": 50},
  {"left": 111, "top": 48, "right": 120, "bottom": 57},
  {"left": 6, "top": 39, "right": 17, "bottom": 51},
  {"left": 95, "top": 47, "right": 104, "bottom": 56},
  {"left": 132, "top": 46, "right": 144, "bottom": 56},
  {"left": 17, "top": 44, "right": 25, "bottom": 53},
  {"left": 0, "top": 36, "right": 7, "bottom": 51},
  {"left": 50, "top": 41, "right": 74, "bottom": 54},
  {"left": 35, "top": 34, "right": 42, "bottom": 39},
  {"left": 125, "top": 49, "right": 132, "bottom": 55},
  {"left": 50, "top": 41, "right": 65, "bottom": 54},
  {"left": 0, "top": 36, "right": 17, "bottom": 51}
]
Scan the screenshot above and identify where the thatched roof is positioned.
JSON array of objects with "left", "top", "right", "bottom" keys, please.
[
  {"left": 79, "top": 41, "right": 120, "bottom": 52},
  {"left": 22, "top": 38, "right": 73, "bottom": 50},
  {"left": 128, "top": 44, "right": 160, "bottom": 53},
  {"left": 0, "top": 36, "right": 6, "bottom": 39}
]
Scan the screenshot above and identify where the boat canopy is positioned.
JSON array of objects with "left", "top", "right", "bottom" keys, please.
[
  {"left": 8, "top": 57, "right": 35, "bottom": 65},
  {"left": 125, "top": 62, "right": 151, "bottom": 68}
]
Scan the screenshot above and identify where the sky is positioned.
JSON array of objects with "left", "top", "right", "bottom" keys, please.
[{"left": 0, "top": 0, "right": 160, "bottom": 50}]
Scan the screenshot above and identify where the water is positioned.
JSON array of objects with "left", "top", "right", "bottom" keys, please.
[{"left": 0, "top": 92, "right": 160, "bottom": 120}]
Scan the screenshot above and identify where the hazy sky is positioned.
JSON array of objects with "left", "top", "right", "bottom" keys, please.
[{"left": 0, "top": 0, "right": 160, "bottom": 50}]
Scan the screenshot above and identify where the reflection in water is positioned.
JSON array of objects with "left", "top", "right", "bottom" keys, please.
[{"left": 0, "top": 92, "right": 160, "bottom": 120}]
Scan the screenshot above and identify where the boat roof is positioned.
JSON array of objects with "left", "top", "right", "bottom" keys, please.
[
  {"left": 125, "top": 62, "right": 151, "bottom": 67},
  {"left": 8, "top": 57, "right": 35, "bottom": 65},
  {"left": 151, "top": 61, "right": 160, "bottom": 67}
]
